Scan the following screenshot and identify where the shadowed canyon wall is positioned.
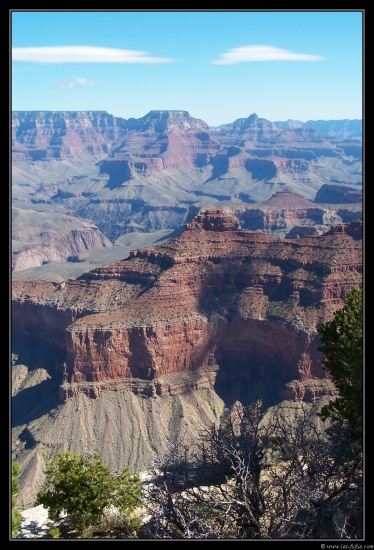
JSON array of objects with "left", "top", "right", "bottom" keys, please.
[{"left": 11, "top": 210, "right": 362, "bottom": 508}]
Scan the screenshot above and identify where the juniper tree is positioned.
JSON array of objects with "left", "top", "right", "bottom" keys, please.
[
  {"left": 37, "top": 449, "right": 141, "bottom": 538},
  {"left": 317, "top": 285, "right": 363, "bottom": 445}
]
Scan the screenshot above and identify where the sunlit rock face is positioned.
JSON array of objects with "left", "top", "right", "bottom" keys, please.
[
  {"left": 12, "top": 210, "right": 362, "bottom": 403},
  {"left": 11, "top": 210, "right": 362, "bottom": 509},
  {"left": 12, "top": 110, "right": 362, "bottom": 274}
]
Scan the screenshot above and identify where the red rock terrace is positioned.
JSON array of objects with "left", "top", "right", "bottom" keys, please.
[{"left": 11, "top": 210, "right": 362, "bottom": 406}]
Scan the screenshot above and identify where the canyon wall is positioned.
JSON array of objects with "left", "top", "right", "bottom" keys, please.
[
  {"left": 12, "top": 111, "right": 362, "bottom": 277},
  {"left": 11, "top": 210, "right": 363, "bottom": 508}
]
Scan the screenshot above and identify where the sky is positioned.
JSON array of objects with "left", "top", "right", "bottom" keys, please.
[{"left": 10, "top": 10, "right": 364, "bottom": 127}]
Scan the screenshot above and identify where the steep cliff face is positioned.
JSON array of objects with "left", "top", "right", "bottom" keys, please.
[
  {"left": 12, "top": 110, "right": 124, "bottom": 158},
  {"left": 12, "top": 210, "right": 362, "bottom": 390},
  {"left": 12, "top": 110, "right": 362, "bottom": 283},
  {"left": 11, "top": 210, "right": 362, "bottom": 509},
  {"left": 314, "top": 183, "right": 363, "bottom": 204}
]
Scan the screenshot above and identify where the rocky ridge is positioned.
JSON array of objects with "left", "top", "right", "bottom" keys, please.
[
  {"left": 273, "top": 118, "right": 362, "bottom": 141},
  {"left": 12, "top": 210, "right": 362, "bottom": 510},
  {"left": 234, "top": 187, "right": 362, "bottom": 238},
  {"left": 12, "top": 110, "right": 362, "bottom": 277},
  {"left": 12, "top": 209, "right": 363, "bottom": 393}
]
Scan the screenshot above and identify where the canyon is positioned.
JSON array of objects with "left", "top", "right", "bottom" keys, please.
[
  {"left": 11, "top": 110, "right": 363, "bottom": 511},
  {"left": 12, "top": 110, "right": 362, "bottom": 281},
  {"left": 11, "top": 208, "right": 362, "bottom": 509}
]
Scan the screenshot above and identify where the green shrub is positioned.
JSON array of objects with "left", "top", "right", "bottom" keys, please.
[{"left": 37, "top": 449, "right": 142, "bottom": 538}]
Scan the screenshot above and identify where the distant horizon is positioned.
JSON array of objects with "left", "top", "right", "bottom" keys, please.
[
  {"left": 11, "top": 10, "right": 363, "bottom": 127},
  {"left": 11, "top": 108, "right": 363, "bottom": 128}
]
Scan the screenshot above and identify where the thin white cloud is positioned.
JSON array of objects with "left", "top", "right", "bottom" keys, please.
[
  {"left": 12, "top": 46, "right": 175, "bottom": 64},
  {"left": 54, "top": 77, "right": 100, "bottom": 89},
  {"left": 212, "top": 45, "right": 325, "bottom": 64}
]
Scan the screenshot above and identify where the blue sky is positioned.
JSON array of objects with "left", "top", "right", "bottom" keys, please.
[{"left": 11, "top": 10, "right": 364, "bottom": 127}]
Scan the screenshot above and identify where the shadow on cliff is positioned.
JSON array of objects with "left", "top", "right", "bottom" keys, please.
[
  {"left": 194, "top": 293, "right": 299, "bottom": 410},
  {"left": 11, "top": 377, "right": 62, "bottom": 427},
  {"left": 12, "top": 340, "right": 66, "bottom": 376},
  {"left": 213, "top": 363, "right": 289, "bottom": 410},
  {"left": 205, "top": 154, "right": 229, "bottom": 182},
  {"left": 12, "top": 339, "right": 65, "bottom": 425},
  {"left": 212, "top": 328, "right": 293, "bottom": 409}
]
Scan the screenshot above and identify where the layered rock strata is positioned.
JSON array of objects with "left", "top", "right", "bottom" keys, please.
[
  {"left": 12, "top": 210, "right": 362, "bottom": 403},
  {"left": 12, "top": 209, "right": 363, "bottom": 509},
  {"left": 12, "top": 110, "right": 362, "bottom": 281},
  {"left": 12, "top": 224, "right": 112, "bottom": 272},
  {"left": 235, "top": 188, "right": 362, "bottom": 238}
]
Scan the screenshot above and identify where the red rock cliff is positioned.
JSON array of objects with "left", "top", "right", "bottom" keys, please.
[{"left": 12, "top": 210, "right": 362, "bottom": 404}]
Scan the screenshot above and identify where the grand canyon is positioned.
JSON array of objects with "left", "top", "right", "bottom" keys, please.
[
  {"left": 12, "top": 110, "right": 361, "bottom": 279},
  {"left": 11, "top": 110, "right": 363, "bottom": 509}
]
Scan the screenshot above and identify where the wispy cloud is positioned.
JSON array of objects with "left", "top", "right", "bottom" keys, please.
[
  {"left": 12, "top": 46, "right": 175, "bottom": 64},
  {"left": 54, "top": 77, "right": 100, "bottom": 89},
  {"left": 212, "top": 45, "right": 325, "bottom": 65}
]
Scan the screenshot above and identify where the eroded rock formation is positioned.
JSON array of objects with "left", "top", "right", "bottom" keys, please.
[
  {"left": 12, "top": 209, "right": 362, "bottom": 393},
  {"left": 314, "top": 183, "right": 362, "bottom": 204},
  {"left": 234, "top": 188, "right": 362, "bottom": 238},
  {"left": 12, "top": 223, "right": 112, "bottom": 272},
  {"left": 12, "top": 110, "right": 362, "bottom": 279},
  {"left": 11, "top": 209, "right": 362, "bottom": 508}
]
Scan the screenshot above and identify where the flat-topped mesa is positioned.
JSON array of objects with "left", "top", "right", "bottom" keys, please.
[
  {"left": 185, "top": 209, "right": 240, "bottom": 232},
  {"left": 12, "top": 110, "right": 122, "bottom": 129},
  {"left": 125, "top": 110, "right": 210, "bottom": 133},
  {"left": 12, "top": 110, "right": 125, "bottom": 158}
]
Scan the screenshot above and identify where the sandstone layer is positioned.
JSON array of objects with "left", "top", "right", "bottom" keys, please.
[
  {"left": 11, "top": 209, "right": 363, "bottom": 509},
  {"left": 12, "top": 209, "right": 363, "bottom": 392}
]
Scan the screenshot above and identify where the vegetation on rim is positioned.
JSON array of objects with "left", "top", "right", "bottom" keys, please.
[{"left": 13, "top": 286, "right": 363, "bottom": 539}]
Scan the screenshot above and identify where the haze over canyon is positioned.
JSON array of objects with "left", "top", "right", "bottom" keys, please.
[
  {"left": 12, "top": 110, "right": 362, "bottom": 279},
  {"left": 11, "top": 109, "right": 363, "bottom": 510}
]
